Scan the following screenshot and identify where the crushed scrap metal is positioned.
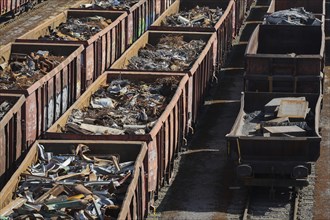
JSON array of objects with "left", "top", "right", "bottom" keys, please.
[
  {"left": 0, "top": 101, "right": 13, "bottom": 120},
  {"left": 81, "top": 0, "right": 139, "bottom": 10},
  {"left": 0, "top": 51, "right": 66, "bottom": 90},
  {"left": 1, "top": 144, "right": 134, "bottom": 219},
  {"left": 127, "top": 35, "right": 206, "bottom": 71},
  {"left": 62, "top": 77, "right": 179, "bottom": 135},
  {"left": 39, "top": 16, "right": 112, "bottom": 41},
  {"left": 265, "top": 7, "right": 322, "bottom": 26},
  {"left": 162, "top": 6, "right": 224, "bottom": 27}
]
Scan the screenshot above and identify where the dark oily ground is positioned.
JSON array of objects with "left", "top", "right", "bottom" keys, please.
[{"left": 151, "top": 1, "right": 269, "bottom": 219}]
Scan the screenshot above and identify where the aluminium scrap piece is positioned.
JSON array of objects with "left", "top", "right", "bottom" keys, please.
[
  {"left": 0, "top": 51, "right": 66, "bottom": 90},
  {"left": 81, "top": 0, "right": 139, "bottom": 10},
  {"left": 162, "top": 6, "right": 224, "bottom": 28},
  {"left": 2, "top": 144, "right": 134, "bottom": 219},
  {"left": 64, "top": 77, "right": 179, "bottom": 135},
  {"left": 265, "top": 7, "right": 322, "bottom": 26},
  {"left": 127, "top": 35, "right": 206, "bottom": 71},
  {"left": 39, "top": 16, "right": 113, "bottom": 41}
]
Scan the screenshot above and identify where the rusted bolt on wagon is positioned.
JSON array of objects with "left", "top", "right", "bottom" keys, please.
[
  {"left": 0, "top": 51, "right": 65, "bottom": 90},
  {"left": 162, "top": 6, "right": 224, "bottom": 28}
]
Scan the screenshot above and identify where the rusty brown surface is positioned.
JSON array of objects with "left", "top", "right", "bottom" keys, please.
[
  {"left": 0, "top": 0, "right": 91, "bottom": 46},
  {"left": 313, "top": 66, "right": 330, "bottom": 220}
]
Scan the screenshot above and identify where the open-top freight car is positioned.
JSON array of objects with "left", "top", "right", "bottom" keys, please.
[
  {"left": 0, "top": 0, "right": 45, "bottom": 18},
  {"left": 226, "top": 92, "right": 322, "bottom": 186},
  {"left": 0, "top": 140, "right": 148, "bottom": 219},
  {"left": 16, "top": 9, "right": 128, "bottom": 91},
  {"left": 110, "top": 30, "right": 217, "bottom": 129},
  {"left": 150, "top": 0, "right": 235, "bottom": 70},
  {"left": 245, "top": 0, "right": 325, "bottom": 93},
  {"left": 44, "top": 71, "right": 189, "bottom": 204},
  {"left": 0, "top": 42, "right": 84, "bottom": 147}
]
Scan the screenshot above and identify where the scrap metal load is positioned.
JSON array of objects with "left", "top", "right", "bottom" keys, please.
[
  {"left": 39, "top": 16, "right": 112, "bottom": 41},
  {"left": 127, "top": 35, "right": 206, "bottom": 71},
  {"left": 161, "top": 6, "right": 224, "bottom": 27},
  {"left": 242, "top": 97, "right": 313, "bottom": 137},
  {"left": 0, "top": 51, "right": 65, "bottom": 90},
  {"left": 63, "top": 77, "right": 179, "bottom": 135},
  {"left": 265, "top": 7, "right": 321, "bottom": 26},
  {"left": 2, "top": 144, "right": 134, "bottom": 219},
  {"left": 0, "top": 101, "right": 13, "bottom": 120},
  {"left": 81, "top": 0, "right": 139, "bottom": 10}
]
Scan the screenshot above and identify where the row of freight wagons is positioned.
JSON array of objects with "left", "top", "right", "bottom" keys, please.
[{"left": 1, "top": 0, "right": 323, "bottom": 218}]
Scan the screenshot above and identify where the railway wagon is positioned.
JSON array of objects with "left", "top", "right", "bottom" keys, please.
[
  {"left": 110, "top": 30, "right": 217, "bottom": 129},
  {"left": 0, "top": 0, "right": 43, "bottom": 18},
  {"left": 0, "top": 94, "right": 25, "bottom": 190},
  {"left": 44, "top": 71, "right": 189, "bottom": 203},
  {"left": 0, "top": 42, "right": 84, "bottom": 147},
  {"left": 0, "top": 140, "right": 148, "bottom": 219},
  {"left": 150, "top": 0, "right": 235, "bottom": 71},
  {"left": 245, "top": 0, "right": 325, "bottom": 93},
  {"left": 226, "top": 92, "right": 322, "bottom": 186},
  {"left": 17, "top": 9, "right": 128, "bottom": 91},
  {"left": 245, "top": 24, "right": 325, "bottom": 93}
]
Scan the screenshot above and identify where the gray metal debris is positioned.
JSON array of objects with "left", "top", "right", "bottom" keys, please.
[
  {"left": 127, "top": 35, "right": 206, "bottom": 71},
  {"left": 265, "top": 7, "right": 322, "bottom": 26},
  {"left": 2, "top": 144, "right": 133, "bottom": 219},
  {"left": 63, "top": 77, "right": 179, "bottom": 135},
  {"left": 81, "top": 0, "right": 139, "bottom": 10},
  {"left": 242, "top": 97, "right": 313, "bottom": 137},
  {"left": 0, "top": 52, "right": 66, "bottom": 90},
  {"left": 162, "top": 6, "right": 223, "bottom": 28},
  {"left": 39, "top": 16, "right": 112, "bottom": 41},
  {"left": 0, "top": 101, "right": 13, "bottom": 120}
]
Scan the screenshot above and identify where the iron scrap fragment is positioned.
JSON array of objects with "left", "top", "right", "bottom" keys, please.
[
  {"left": 126, "top": 35, "right": 206, "bottom": 71},
  {"left": 0, "top": 100, "right": 13, "bottom": 120},
  {"left": 63, "top": 77, "right": 179, "bottom": 135},
  {"left": 265, "top": 7, "right": 322, "bottom": 26},
  {"left": 81, "top": 0, "right": 139, "bottom": 10},
  {"left": 162, "top": 6, "right": 224, "bottom": 28},
  {"left": 0, "top": 51, "right": 66, "bottom": 90},
  {"left": 2, "top": 144, "right": 134, "bottom": 219},
  {"left": 39, "top": 16, "right": 112, "bottom": 41},
  {"left": 242, "top": 97, "right": 313, "bottom": 137}
]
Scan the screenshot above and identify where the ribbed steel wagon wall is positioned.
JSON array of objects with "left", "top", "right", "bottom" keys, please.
[
  {"left": 0, "top": 94, "right": 25, "bottom": 190},
  {"left": 17, "top": 10, "right": 129, "bottom": 91},
  {"left": 0, "top": 42, "right": 84, "bottom": 147},
  {"left": 110, "top": 30, "right": 216, "bottom": 128},
  {"left": 44, "top": 72, "right": 189, "bottom": 201},
  {"left": 0, "top": 0, "right": 39, "bottom": 17},
  {"left": 0, "top": 140, "right": 148, "bottom": 219},
  {"left": 245, "top": 0, "right": 325, "bottom": 94},
  {"left": 150, "top": 0, "right": 235, "bottom": 71}
]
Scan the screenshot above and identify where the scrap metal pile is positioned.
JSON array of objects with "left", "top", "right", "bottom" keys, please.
[
  {"left": 127, "top": 35, "right": 206, "bottom": 71},
  {"left": 242, "top": 97, "right": 313, "bottom": 137},
  {"left": 63, "top": 77, "right": 179, "bottom": 135},
  {"left": 0, "top": 101, "right": 13, "bottom": 120},
  {"left": 0, "top": 51, "right": 66, "bottom": 90},
  {"left": 162, "top": 6, "right": 223, "bottom": 27},
  {"left": 265, "top": 7, "right": 321, "bottom": 26},
  {"left": 4, "top": 144, "right": 134, "bottom": 219},
  {"left": 81, "top": 0, "right": 139, "bottom": 10},
  {"left": 39, "top": 16, "right": 112, "bottom": 41}
]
